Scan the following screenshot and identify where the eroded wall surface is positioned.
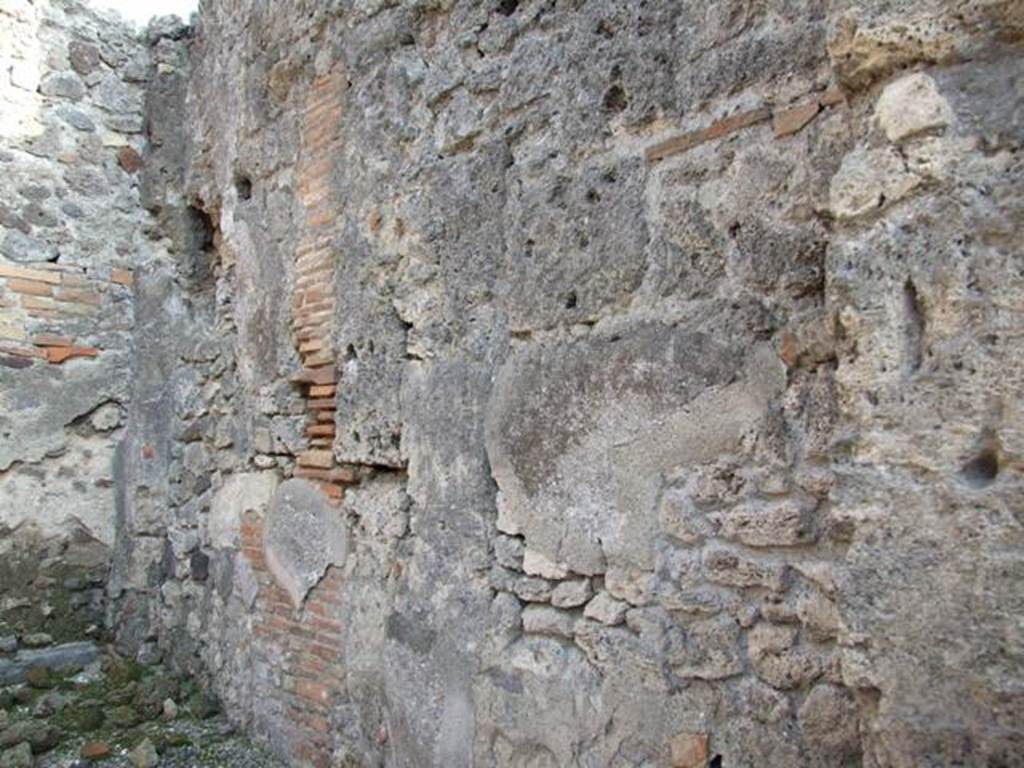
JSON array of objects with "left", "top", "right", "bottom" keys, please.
[
  {"left": 108, "top": 1, "right": 1023, "bottom": 767},
  {"left": 0, "top": 0, "right": 165, "bottom": 642}
]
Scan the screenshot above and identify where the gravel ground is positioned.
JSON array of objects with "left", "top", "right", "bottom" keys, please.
[{"left": 35, "top": 716, "right": 286, "bottom": 768}]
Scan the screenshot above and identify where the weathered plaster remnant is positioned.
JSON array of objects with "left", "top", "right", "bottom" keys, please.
[{"left": 263, "top": 479, "right": 348, "bottom": 607}]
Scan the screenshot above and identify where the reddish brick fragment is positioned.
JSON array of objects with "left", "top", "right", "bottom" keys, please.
[
  {"left": 117, "top": 146, "right": 144, "bottom": 173},
  {"left": 44, "top": 345, "right": 99, "bottom": 364}
]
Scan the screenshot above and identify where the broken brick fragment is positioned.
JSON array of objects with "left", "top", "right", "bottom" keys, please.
[
  {"left": 44, "top": 345, "right": 98, "bottom": 364},
  {"left": 117, "top": 146, "right": 144, "bottom": 173}
]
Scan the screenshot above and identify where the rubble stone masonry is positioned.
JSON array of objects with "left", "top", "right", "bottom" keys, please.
[{"left": 2, "top": 1, "right": 1023, "bottom": 767}]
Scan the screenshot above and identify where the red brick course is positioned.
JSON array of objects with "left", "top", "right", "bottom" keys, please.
[
  {"left": 259, "top": 64, "right": 359, "bottom": 767},
  {"left": 241, "top": 511, "right": 347, "bottom": 768},
  {"left": 0, "top": 262, "right": 133, "bottom": 365}
]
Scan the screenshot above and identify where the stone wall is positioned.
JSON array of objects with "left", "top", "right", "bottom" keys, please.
[
  {"left": 0, "top": 0, "right": 157, "bottom": 643},
  {"left": 13, "top": 0, "right": 1021, "bottom": 767}
]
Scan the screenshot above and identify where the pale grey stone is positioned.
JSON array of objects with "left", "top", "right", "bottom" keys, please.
[
  {"left": 874, "top": 73, "right": 952, "bottom": 142},
  {"left": 828, "top": 146, "right": 921, "bottom": 220},
  {"left": 263, "top": 479, "right": 348, "bottom": 606},
  {"left": 128, "top": 738, "right": 158, "bottom": 768},
  {"left": 522, "top": 548, "right": 568, "bottom": 580},
  {"left": 208, "top": 472, "right": 279, "bottom": 549},
  {"left": 39, "top": 71, "right": 85, "bottom": 100},
  {"left": 487, "top": 329, "right": 785, "bottom": 574},
  {"left": 493, "top": 535, "right": 524, "bottom": 570},
  {"left": 582, "top": 592, "right": 628, "bottom": 626},
  {"left": 521, "top": 605, "right": 575, "bottom": 638},
  {"left": 550, "top": 579, "right": 592, "bottom": 609},
  {"left": 0, "top": 642, "right": 99, "bottom": 685}
]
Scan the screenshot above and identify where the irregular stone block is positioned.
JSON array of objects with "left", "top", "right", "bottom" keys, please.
[
  {"left": 208, "top": 472, "right": 279, "bottom": 549},
  {"left": 583, "top": 592, "right": 628, "bottom": 626},
  {"left": 827, "top": 12, "right": 959, "bottom": 89},
  {"left": 798, "top": 684, "right": 861, "bottom": 766},
  {"left": 874, "top": 72, "right": 952, "bottom": 142},
  {"left": 748, "top": 622, "right": 823, "bottom": 690},
  {"left": 522, "top": 606, "right": 576, "bottom": 638},
  {"left": 828, "top": 146, "right": 921, "bottom": 220},
  {"left": 39, "top": 71, "right": 85, "bottom": 100},
  {"left": 0, "top": 642, "right": 99, "bottom": 685},
  {"left": 668, "top": 615, "right": 744, "bottom": 681},
  {"left": 493, "top": 535, "right": 525, "bottom": 571},
  {"left": 604, "top": 566, "right": 655, "bottom": 606},
  {"left": 796, "top": 588, "right": 842, "bottom": 642},
  {"left": 490, "top": 567, "right": 553, "bottom": 603},
  {"left": 704, "top": 548, "right": 786, "bottom": 592},
  {"left": 263, "top": 479, "right": 348, "bottom": 607},
  {"left": 522, "top": 549, "right": 568, "bottom": 580},
  {"left": 713, "top": 500, "right": 817, "bottom": 547},
  {"left": 550, "top": 579, "right": 592, "bottom": 609},
  {"left": 670, "top": 732, "right": 709, "bottom": 768}
]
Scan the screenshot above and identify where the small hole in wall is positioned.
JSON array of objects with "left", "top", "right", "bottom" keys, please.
[
  {"left": 709, "top": 756, "right": 723, "bottom": 768},
  {"left": 496, "top": 0, "right": 518, "bottom": 16},
  {"left": 961, "top": 447, "right": 999, "bottom": 488},
  {"left": 603, "top": 85, "right": 628, "bottom": 112},
  {"left": 564, "top": 291, "right": 578, "bottom": 310},
  {"left": 235, "top": 175, "right": 252, "bottom": 201}
]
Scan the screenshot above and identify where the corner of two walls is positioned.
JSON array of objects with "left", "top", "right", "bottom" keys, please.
[
  {"left": 58, "top": 2, "right": 1024, "bottom": 768},
  {"left": 0, "top": 0, "right": 184, "bottom": 647}
]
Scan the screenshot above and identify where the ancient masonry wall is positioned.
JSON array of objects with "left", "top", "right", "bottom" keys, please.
[
  {"left": 2, "top": 1, "right": 1020, "bottom": 768},
  {"left": 0, "top": 0, "right": 159, "bottom": 644},
  {"left": 109, "top": 1, "right": 1023, "bottom": 766}
]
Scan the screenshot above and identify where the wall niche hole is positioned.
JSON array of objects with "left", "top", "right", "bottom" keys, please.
[
  {"left": 709, "top": 757, "right": 723, "bottom": 768},
  {"left": 184, "top": 203, "right": 217, "bottom": 286},
  {"left": 603, "top": 84, "right": 628, "bottom": 112},
  {"left": 235, "top": 175, "right": 253, "bottom": 201},
  {"left": 903, "top": 278, "right": 924, "bottom": 373},
  {"left": 960, "top": 446, "right": 1000, "bottom": 489},
  {"left": 496, "top": 0, "right": 518, "bottom": 16},
  {"left": 564, "top": 291, "right": 578, "bottom": 310}
]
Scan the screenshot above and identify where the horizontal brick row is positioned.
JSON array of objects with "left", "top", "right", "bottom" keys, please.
[
  {"left": 645, "top": 87, "right": 847, "bottom": 163},
  {"left": 240, "top": 510, "right": 347, "bottom": 768},
  {"left": 0, "top": 262, "right": 133, "bottom": 366}
]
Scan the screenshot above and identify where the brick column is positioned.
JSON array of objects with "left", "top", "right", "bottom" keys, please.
[{"left": 289, "top": 66, "right": 354, "bottom": 504}]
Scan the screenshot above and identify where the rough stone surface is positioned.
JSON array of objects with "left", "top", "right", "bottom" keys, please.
[
  {"left": 0, "top": 642, "right": 98, "bottom": 685},
  {"left": 127, "top": 738, "right": 157, "bottom": 768},
  {"left": 0, "top": 1, "right": 1017, "bottom": 767},
  {"left": 0, "top": 743, "right": 31, "bottom": 768},
  {"left": 208, "top": 472, "right": 279, "bottom": 549},
  {"left": 0, "top": 0, "right": 161, "bottom": 654},
  {"left": 262, "top": 479, "right": 348, "bottom": 607}
]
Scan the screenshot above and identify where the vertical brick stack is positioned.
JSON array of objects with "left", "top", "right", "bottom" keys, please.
[
  {"left": 241, "top": 512, "right": 346, "bottom": 768},
  {"left": 290, "top": 66, "right": 352, "bottom": 504},
  {"left": 244, "top": 66, "right": 355, "bottom": 768}
]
